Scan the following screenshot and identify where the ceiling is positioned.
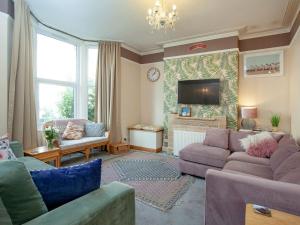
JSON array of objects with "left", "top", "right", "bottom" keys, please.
[{"left": 26, "top": 0, "right": 299, "bottom": 53}]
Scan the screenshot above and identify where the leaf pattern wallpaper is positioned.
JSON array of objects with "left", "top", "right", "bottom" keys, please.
[{"left": 163, "top": 50, "right": 239, "bottom": 133}]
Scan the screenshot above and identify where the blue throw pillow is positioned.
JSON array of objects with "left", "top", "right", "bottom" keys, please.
[
  {"left": 85, "top": 122, "right": 105, "bottom": 137},
  {"left": 30, "top": 159, "right": 102, "bottom": 210}
]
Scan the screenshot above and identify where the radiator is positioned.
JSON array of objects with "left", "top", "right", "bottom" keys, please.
[{"left": 173, "top": 129, "right": 206, "bottom": 156}]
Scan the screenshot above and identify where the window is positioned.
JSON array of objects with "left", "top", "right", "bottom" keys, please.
[
  {"left": 87, "top": 48, "right": 98, "bottom": 121},
  {"left": 36, "top": 33, "right": 77, "bottom": 125}
]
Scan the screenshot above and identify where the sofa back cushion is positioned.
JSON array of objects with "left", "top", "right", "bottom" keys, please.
[
  {"left": 278, "top": 135, "right": 297, "bottom": 146},
  {"left": 203, "top": 128, "right": 229, "bottom": 149},
  {"left": 270, "top": 144, "right": 299, "bottom": 171},
  {"left": 85, "top": 122, "right": 105, "bottom": 137},
  {"left": 273, "top": 152, "right": 300, "bottom": 180},
  {"left": 45, "top": 119, "right": 88, "bottom": 136},
  {"left": 62, "top": 122, "right": 84, "bottom": 140},
  {"left": 229, "top": 130, "right": 253, "bottom": 152},
  {"left": 0, "top": 197, "right": 12, "bottom": 225},
  {"left": 0, "top": 160, "right": 48, "bottom": 225},
  {"left": 279, "top": 167, "right": 300, "bottom": 185}
]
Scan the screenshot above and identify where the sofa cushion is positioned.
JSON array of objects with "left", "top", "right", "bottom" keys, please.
[
  {"left": 17, "top": 156, "right": 54, "bottom": 171},
  {"left": 62, "top": 122, "right": 84, "bottom": 140},
  {"left": 279, "top": 167, "right": 300, "bottom": 185},
  {"left": 223, "top": 161, "right": 273, "bottom": 179},
  {"left": 52, "top": 119, "right": 87, "bottom": 136},
  {"left": 203, "top": 128, "right": 229, "bottom": 149},
  {"left": 227, "top": 152, "right": 270, "bottom": 166},
  {"left": 0, "top": 197, "right": 12, "bottom": 225},
  {"left": 31, "top": 159, "right": 102, "bottom": 210},
  {"left": 229, "top": 130, "right": 253, "bottom": 152},
  {"left": 270, "top": 144, "right": 299, "bottom": 171},
  {"left": 85, "top": 122, "right": 105, "bottom": 137},
  {"left": 0, "top": 136, "right": 16, "bottom": 160},
  {"left": 278, "top": 134, "right": 296, "bottom": 146},
  {"left": 0, "top": 160, "right": 48, "bottom": 225},
  {"left": 179, "top": 143, "right": 230, "bottom": 168},
  {"left": 60, "top": 136, "right": 108, "bottom": 150},
  {"left": 273, "top": 152, "right": 300, "bottom": 180}
]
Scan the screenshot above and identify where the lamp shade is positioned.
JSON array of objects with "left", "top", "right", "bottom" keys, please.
[{"left": 241, "top": 106, "right": 257, "bottom": 119}]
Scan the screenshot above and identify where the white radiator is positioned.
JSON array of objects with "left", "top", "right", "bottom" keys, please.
[{"left": 173, "top": 130, "right": 206, "bottom": 156}]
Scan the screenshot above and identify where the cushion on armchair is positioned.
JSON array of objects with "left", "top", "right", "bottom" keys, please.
[
  {"left": 0, "top": 160, "right": 48, "bottom": 225},
  {"left": 30, "top": 159, "right": 102, "bottom": 210}
]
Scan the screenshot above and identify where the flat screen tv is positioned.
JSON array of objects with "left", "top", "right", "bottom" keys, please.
[{"left": 178, "top": 79, "right": 220, "bottom": 105}]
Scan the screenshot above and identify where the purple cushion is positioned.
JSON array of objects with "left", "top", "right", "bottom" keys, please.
[
  {"left": 278, "top": 135, "right": 296, "bottom": 146},
  {"left": 229, "top": 130, "right": 253, "bottom": 152},
  {"left": 224, "top": 161, "right": 273, "bottom": 179},
  {"left": 271, "top": 133, "right": 284, "bottom": 142},
  {"left": 270, "top": 144, "right": 299, "bottom": 171},
  {"left": 279, "top": 167, "right": 300, "bottom": 185},
  {"left": 273, "top": 152, "right": 300, "bottom": 180},
  {"left": 227, "top": 152, "right": 270, "bottom": 166},
  {"left": 203, "top": 128, "right": 229, "bottom": 149},
  {"left": 179, "top": 143, "right": 230, "bottom": 168}
]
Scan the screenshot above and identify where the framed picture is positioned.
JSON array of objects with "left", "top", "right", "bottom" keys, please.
[
  {"left": 180, "top": 106, "right": 191, "bottom": 117},
  {"left": 244, "top": 50, "right": 284, "bottom": 78}
]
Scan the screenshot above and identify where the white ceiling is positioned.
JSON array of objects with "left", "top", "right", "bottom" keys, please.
[{"left": 26, "top": 0, "right": 299, "bottom": 53}]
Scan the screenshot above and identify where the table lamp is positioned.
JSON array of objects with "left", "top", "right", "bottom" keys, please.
[{"left": 241, "top": 106, "right": 257, "bottom": 130}]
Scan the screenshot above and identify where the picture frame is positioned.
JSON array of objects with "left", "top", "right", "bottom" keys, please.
[
  {"left": 180, "top": 106, "right": 191, "bottom": 117},
  {"left": 243, "top": 50, "right": 284, "bottom": 78}
]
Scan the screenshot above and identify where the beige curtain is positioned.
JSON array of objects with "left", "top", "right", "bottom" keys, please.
[
  {"left": 8, "top": 0, "right": 38, "bottom": 149},
  {"left": 95, "top": 41, "right": 121, "bottom": 143}
]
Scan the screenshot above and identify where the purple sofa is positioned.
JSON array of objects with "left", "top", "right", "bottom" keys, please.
[{"left": 178, "top": 128, "right": 300, "bottom": 225}]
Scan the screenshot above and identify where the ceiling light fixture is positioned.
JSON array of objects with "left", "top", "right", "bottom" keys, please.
[{"left": 146, "top": 0, "right": 178, "bottom": 31}]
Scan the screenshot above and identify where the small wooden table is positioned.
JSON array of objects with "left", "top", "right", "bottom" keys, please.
[
  {"left": 246, "top": 204, "right": 300, "bottom": 225},
  {"left": 109, "top": 143, "right": 129, "bottom": 155},
  {"left": 24, "top": 146, "right": 61, "bottom": 167}
]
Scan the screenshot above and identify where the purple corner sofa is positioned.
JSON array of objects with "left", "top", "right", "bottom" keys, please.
[{"left": 178, "top": 128, "right": 300, "bottom": 225}]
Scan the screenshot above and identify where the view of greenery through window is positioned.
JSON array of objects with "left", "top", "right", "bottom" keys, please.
[{"left": 37, "top": 33, "right": 97, "bottom": 125}]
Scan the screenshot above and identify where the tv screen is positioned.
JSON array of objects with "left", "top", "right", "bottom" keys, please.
[{"left": 178, "top": 79, "right": 220, "bottom": 105}]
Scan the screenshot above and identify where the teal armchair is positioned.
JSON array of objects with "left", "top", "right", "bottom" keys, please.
[{"left": 7, "top": 141, "right": 135, "bottom": 225}]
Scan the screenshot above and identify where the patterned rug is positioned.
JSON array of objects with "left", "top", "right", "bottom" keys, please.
[{"left": 102, "top": 151, "right": 195, "bottom": 211}]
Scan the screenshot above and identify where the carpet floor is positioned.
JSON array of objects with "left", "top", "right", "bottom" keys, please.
[{"left": 62, "top": 150, "right": 205, "bottom": 225}]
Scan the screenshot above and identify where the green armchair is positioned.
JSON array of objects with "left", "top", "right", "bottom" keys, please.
[{"left": 6, "top": 142, "right": 135, "bottom": 225}]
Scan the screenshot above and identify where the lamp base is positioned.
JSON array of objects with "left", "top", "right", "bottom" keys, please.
[{"left": 241, "top": 119, "right": 256, "bottom": 130}]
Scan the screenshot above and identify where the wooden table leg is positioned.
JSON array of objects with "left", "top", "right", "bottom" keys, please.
[{"left": 55, "top": 155, "right": 61, "bottom": 167}]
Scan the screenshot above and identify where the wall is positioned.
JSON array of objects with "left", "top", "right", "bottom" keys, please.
[
  {"left": 120, "top": 57, "right": 141, "bottom": 141},
  {"left": 163, "top": 50, "right": 239, "bottom": 130},
  {"left": 140, "top": 62, "right": 164, "bottom": 126},
  {"left": 239, "top": 49, "right": 291, "bottom": 133},
  {"left": 288, "top": 28, "right": 300, "bottom": 143},
  {"left": 0, "top": 12, "right": 13, "bottom": 136}
]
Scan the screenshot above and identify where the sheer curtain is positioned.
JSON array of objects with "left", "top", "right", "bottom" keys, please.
[
  {"left": 8, "top": 0, "right": 38, "bottom": 149},
  {"left": 95, "top": 41, "right": 122, "bottom": 143}
]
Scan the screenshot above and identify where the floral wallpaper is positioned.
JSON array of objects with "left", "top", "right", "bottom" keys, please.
[{"left": 163, "top": 50, "right": 239, "bottom": 132}]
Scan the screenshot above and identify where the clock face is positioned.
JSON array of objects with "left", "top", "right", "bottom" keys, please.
[{"left": 147, "top": 67, "right": 160, "bottom": 82}]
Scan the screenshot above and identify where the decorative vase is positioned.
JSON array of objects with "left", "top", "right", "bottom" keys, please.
[
  {"left": 46, "top": 139, "right": 54, "bottom": 149},
  {"left": 272, "top": 126, "right": 279, "bottom": 132}
]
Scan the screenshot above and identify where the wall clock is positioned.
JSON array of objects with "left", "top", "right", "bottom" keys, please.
[{"left": 147, "top": 67, "right": 160, "bottom": 82}]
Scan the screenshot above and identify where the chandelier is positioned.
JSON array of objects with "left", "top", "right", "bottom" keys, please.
[{"left": 146, "top": 0, "right": 178, "bottom": 30}]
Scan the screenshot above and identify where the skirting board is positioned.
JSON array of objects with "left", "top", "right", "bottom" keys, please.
[{"left": 130, "top": 145, "right": 162, "bottom": 153}]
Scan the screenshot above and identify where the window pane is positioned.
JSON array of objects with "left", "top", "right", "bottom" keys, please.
[
  {"left": 88, "top": 86, "right": 95, "bottom": 121},
  {"left": 88, "top": 48, "right": 98, "bottom": 86},
  {"left": 38, "top": 83, "right": 74, "bottom": 124},
  {"left": 37, "top": 34, "right": 76, "bottom": 82}
]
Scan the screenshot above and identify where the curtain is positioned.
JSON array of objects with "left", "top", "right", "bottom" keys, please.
[
  {"left": 95, "top": 41, "right": 121, "bottom": 143},
  {"left": 8, "top": 0, "right": 38, "bottom": 149}
]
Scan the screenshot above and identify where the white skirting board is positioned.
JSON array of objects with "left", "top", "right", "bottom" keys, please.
[{"left": 173, "top": 130, "right": 206, "bottom": 156}]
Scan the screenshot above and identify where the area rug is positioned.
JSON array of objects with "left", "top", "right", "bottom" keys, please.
[
  {"left": 102, "top": 151, "right": 195, "bottom": 211},
  {"left": 112, "top": 159, "right": 181, "bottom": 181}
]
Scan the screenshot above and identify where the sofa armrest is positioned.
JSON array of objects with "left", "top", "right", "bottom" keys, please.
[
  {"left": 205, "top": 169, "right": 300, "bottom": 225},
  {"left": 10, "top": 141, "right": 24, "bottom": 158},
  {"left": 23, "top": 182, "right": 135, "bottom": 225}
]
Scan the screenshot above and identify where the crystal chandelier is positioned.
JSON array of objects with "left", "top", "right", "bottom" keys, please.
[{"left": 146, "top": 0, "right": 178, "bottom": 30}]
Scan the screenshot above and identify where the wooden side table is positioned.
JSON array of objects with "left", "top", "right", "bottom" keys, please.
[
  {"left": 24, "top": 146, "right": 61, "bottom": 167},
  {"left": 246, "top": 204, "right": 300, "bottom": 225},
  {"left": 109, "top": 143, "right": 129, "bottom": 155}
]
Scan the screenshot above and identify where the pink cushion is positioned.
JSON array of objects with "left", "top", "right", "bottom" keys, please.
[
  {"left": 204, "top": 128, "right": 229, "bottom": 149},
  {"left": 229, "top": 130, "right": 253, "bottom": 152},
  {"left": 240, "top": 132, "right": 278, "bottom": 158}
]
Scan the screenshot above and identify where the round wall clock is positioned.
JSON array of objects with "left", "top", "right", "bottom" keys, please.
[{"left": 147, "top": 67, "right": 160, "bottom": 82}]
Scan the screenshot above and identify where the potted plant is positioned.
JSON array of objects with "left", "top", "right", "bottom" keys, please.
[
  {"left": 44, "top": 126, "right": 59, "bottom": 149},
  {"left": 271, "top": 114, "right": 280, "bottom": 132}
]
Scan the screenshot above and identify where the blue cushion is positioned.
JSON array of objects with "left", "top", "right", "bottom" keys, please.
[
  {"left": 30, "top": 159, "right": 102, "bottom": 210},
  {"left": 85, "top": 123, "right": 105, "bottom": 137}
]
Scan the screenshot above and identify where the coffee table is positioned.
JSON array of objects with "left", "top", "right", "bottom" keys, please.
[{"left": 24, "top": 146, "right": 61, "bottom": 167}]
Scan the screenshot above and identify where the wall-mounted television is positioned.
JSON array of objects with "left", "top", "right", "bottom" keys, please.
[{"left": 178, "top": 79, "right": 220, "bottom": 105}]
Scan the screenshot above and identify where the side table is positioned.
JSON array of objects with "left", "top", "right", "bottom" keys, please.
[{"left": 24, "top": 146, "right": 61, "bottom": 167}]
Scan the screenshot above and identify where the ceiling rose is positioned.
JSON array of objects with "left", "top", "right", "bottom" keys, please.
[{"left": 146, "top": 0, "right": 179, "bottom": 31}]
